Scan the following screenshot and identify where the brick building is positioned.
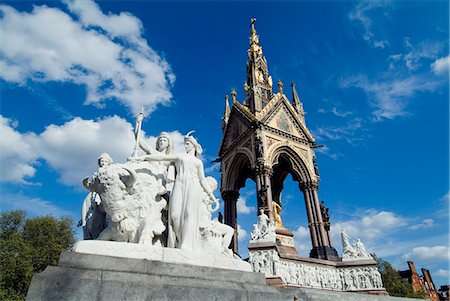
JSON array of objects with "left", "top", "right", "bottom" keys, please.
[{"left": 399, "top": 261, "right": 440, "bottom": 301}]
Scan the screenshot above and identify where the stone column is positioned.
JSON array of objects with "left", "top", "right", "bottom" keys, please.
[
  {"left": 300, "top": 184, "right": 319, "bottom": 248},
  {"left": 312, "top": 186, "right": 329, "bottom": 248},
  {"left": 222, "top": 190, "right": 239, "bottom": 253}
]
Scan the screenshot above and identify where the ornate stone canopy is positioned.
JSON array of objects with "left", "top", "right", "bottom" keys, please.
[{"left": 218, "top": 20, "right": 338, "bottom": 261}]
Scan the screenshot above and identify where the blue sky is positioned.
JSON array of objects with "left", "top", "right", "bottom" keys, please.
[{"left": 1, "top": 0, "right": 448, "bottom": 288}]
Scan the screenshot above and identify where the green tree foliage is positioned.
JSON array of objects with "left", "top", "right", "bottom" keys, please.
[
  {"left": 0, "top": 210, "right": 75, "bottom": 301},
  {"left": 373, "top": 254, "right": 425, "bottom": 299}
]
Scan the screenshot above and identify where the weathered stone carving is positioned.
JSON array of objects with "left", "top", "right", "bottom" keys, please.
[
  {"left": 249, "top": 249, "right": 384, "bottom": 291},
  {"left": 82, "top": 153, "right": 166, "bottom": 245},
  {"left": 341, "top": 229, "right": 373, "bottom": 261},
  {"left": 250, "top": 209, "right": 276, "bottom": 242},
  {"left": 199, "top": 176, "right": 234, "bottom": 256}
]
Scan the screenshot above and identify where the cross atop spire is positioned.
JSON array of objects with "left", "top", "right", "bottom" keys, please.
[
  {"left": 250, "top": 18, "right": 256, "bottom": 30},
  {"left": 249, "top": 18, "right": 260, "bottom": 49},
  {"left": 245, "top": 19, "right": 272, "bottom": 113}
]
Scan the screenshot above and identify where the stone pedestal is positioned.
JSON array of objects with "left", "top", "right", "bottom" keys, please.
[
  {"left": 26, "top": 251, "right": 420, "bottom": 301},
  {"left": 275, "top": 228, "right": 298, "bottom": 256},
  {"left": 71, "top": 240, "right": 251, "bottom": 272},
  {"left": 26, "top": 251, "right": 279, "bottom": 301}
]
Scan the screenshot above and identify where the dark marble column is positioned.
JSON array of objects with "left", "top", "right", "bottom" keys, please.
[
  {"left": 222, "top": 190, "right": 239, "bottom": 253},
  {"left": 312, "top": 187, "right": 329, "bottom": 248},
  {"left": 300, "top": 184, "right": 319, "bottom": 248}
]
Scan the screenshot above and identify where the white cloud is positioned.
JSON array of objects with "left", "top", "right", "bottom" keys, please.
[
  {"left": 402, "top": 246, "right": 450, "bottom": 263},
  {"left": 341, "top": 74, "right": 443, "bottom": 120},
  {"left": 434, "top": 269, "right": 449, "bottom": 278},
  {"left": 315, "top": 145, "right": 342, "bottom": 160},
  {"left": 237, "top": 224, "right": 248, "bottom": 241},
  {"left": 431, "top": 55, "right": 450, "bottom": 75},
  {"left": 236, "top": 197, "right": 255, "bottom": 214},
  {"left": 313, "top": 118, "right": 366, "bottom": 148},
  {"left": 0, "top": 114, "right": 185, "bottom": 187},
  {"left": 403, "top": 39, "right": 444, "bottom": 71},
  {"left": 35, "top": 116, "right": 136, "bottom": 186},
  {"left": 0, "top": 192, "right": 73, "bottom": 218},
  {"left": 205, "top": 162, "right": 220, "bottom": 174},
  {"left": 332, "top": 209, "right": 407, "bottom": 255},
  {"left": 348, "top": 0, "right": 391, "bottom": 48},
  {"left": 387, "top": 39, "right": 445, "bottom": 72},
  {"left": 293, "top": 225, "right": 311, "bottom": 255},
  {"left": 408, "top": 218, "right": 434, "bottom": 230},
  {"left": 0, "top": 116, "right": 39, "bottom": 184},
  {"left": 0, "top": 1, "right": 175, "bottom": 116}
]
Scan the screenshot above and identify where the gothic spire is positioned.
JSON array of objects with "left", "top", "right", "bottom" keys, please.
[
  {"left": 291, "top": 83, "right": 305, "bottom": 123},
  {"left": 221, "top": 95, "right": 230, "bottom": 130},
  {"left": 245, "top": 18, "right": 273, "bottom": 114}
]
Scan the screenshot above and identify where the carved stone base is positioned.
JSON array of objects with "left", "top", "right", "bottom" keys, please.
[
  {"left": 72, "top": 240, "right": 250, "bottom": 272},
  {"left": 248, "top": 244, "right": 387, "bottom": 294},
  {"left": 275, "top": 228, "right": 298, "bottom": 256},
  {"left": 309, "top": 246, "right": 340, "bottom": 261}
]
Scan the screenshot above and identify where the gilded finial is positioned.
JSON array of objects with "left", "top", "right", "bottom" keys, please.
[
  {"left": 249, "top": 18, "right": 259, "bottom": 46},
  {"left": 225, "top": 95, "right": 229, "bottom": 102},
  {"left": 277, "top": 80, "right": 284, "bottom": 94},
  {"left": 231, "top": 90, "right": 237, "bottom": 102}
]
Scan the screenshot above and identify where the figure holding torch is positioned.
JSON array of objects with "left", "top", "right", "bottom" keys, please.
[{"left": 131, "top": 107, "right": 144, "bottom": 158}]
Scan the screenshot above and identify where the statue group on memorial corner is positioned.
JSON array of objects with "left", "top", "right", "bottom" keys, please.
[{"left": 79, "top": 119, "right": 235, "bottom": 257}]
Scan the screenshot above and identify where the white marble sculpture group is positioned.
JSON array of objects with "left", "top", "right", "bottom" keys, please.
[
  {"left": 78, "top": 114, "right": 234, "bottom": 257},
  {"left": 341, "top": 229, "right": 373, "bottom": 261},
  {"left": 250, "top": 209, "right": 276, "bottom": 242}
]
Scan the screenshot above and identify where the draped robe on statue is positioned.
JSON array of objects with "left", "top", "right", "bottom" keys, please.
[{"left": 167, "top": 154, "right": 202, "bottom": 250}]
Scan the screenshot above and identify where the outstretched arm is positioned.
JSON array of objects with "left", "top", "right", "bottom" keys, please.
[
  {"left": 139, "top": 154, "right": 179, "bottom": 162},
  {"left": 139, "top": 140, "right": 157, "bottom": 155}
]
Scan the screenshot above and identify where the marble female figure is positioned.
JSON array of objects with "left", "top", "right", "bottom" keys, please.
[
  {"left": 139, "top": 132, "right": 175, "bottom": 194},
  {"left": 139, "top": 133, "right": 218, "bottom": 250}
]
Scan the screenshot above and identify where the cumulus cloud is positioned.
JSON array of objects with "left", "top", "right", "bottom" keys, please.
[
  {"left": 341, "top": 209, "right": 406, "bottom": 243},
  {"left": 348, "top": 0, "right": 391, "bottom": 48},
  {"left": 0, "top": 116, "right": 39, "bottom": 184},
  {"left": 293, "top": 225, "right": 311, "bottom": 255},
  {"left": 434, "top": 269, "right": 449, "bottom": 278},
  {"left": 402, "top": 246, "right": 450, "bottom": 263},
  {"left": 341, "top": 74, "right": 443, "bottom": 120},
  {"left": 332, "top": 209, "right": 407, "bottom": 253},
  {"left": 431, "top": 55, "right": 450, "bottom": 75},
  {"left": 237, "top": 224, "right": 248, "bottom": 241},
  {"left": 237, "top": 197, "right": 255, "bottom": 214},
  {"left": 0, "top": 114, "right": 184, "bottom": 186},
  {"left": 0, "top": 0, "right": 175, "bottom": 116},
  {"left": 408, "top": 218, "right": 434, "bottom": 230}
]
